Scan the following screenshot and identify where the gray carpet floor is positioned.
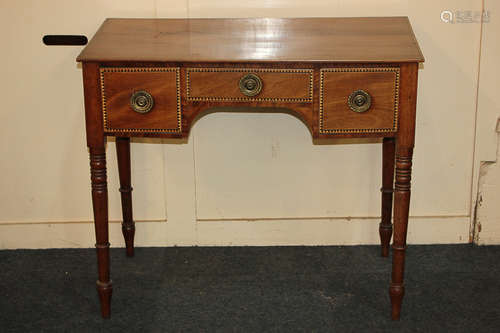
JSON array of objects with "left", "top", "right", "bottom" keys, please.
[{"left": 1, "top": 245, "right": 499, "bottom": 332}]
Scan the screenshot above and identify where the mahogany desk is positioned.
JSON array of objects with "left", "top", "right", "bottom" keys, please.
[{"left": 77, "top": 17, "right": 424, "bottom": 320}]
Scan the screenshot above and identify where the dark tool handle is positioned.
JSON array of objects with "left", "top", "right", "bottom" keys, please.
[{"left": 43, "top": 35, "right": 88, "bottom": 46}]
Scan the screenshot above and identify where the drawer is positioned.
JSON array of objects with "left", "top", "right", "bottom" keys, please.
[
  {"left": 319, "top": 67, "right": 400, "bottom": 134},
  {"left": 100, "top": 67, "right": 181, "bottom": 133},
  {"left": 186, "top": 68, "right": 313, "bottom": 102}
]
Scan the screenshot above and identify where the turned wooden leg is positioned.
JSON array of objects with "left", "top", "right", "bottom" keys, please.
[
  {"left": 389, "top": 146, "right": 413, "bottom": 320},
  {"left": 388, "top": 62, "right": 418, "bottom": 320},
  {"left": 116, "top": 137, "right": 135, "bottom": 257},
  {"left": 89, "top": 147, "right": 112, "bottom": 318},
  {"left": 380, "top": 137, "right": 395, "bottom": 257}
]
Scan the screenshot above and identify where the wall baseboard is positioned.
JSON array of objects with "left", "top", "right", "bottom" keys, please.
[{"left": 0, "top": 216, "right": 471, "bottom": 249}]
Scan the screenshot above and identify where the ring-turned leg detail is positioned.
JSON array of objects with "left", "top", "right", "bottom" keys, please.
[
  {"left": 90, "top": 147, "right": 112, "bottom": 318},
  {"left": 380, "top": 137, "right": 396, "bottom": 257},
  {"left": 389, "top": 148, "right": 413, "bottom": 320},
  {"left": 116, "top": 137, "right": 135, "bottom": 257}
]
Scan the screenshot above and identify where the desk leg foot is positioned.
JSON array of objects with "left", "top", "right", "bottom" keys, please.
[
  {"left": 90, "top": 148, "right": 113, "bottom": 318},
  {"left": 389, "top": 283, "right": 404, "bottom": 320},
  {"left": 122, "top": 224, "right": 135, "bottom": 258},
  {"left": 116, "top": 137, "right": 135, "bottom": 257},
  {"left": 97, "top": 280, "right": 113, "bottom": 318},
  {"left": 380, "top": 138, "right": 395, "bottom": 257},
  {"left": 389, "top": 146, "right": 412, "bottom": 320}
]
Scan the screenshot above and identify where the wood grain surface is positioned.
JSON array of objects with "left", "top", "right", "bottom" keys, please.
[
  {"left": 77, "top": 17, "right": 424, "bottom": 63},
  {"left": 320, "top": 68, "right": 399, "bottom": 134},
  {"left": 100, "top": 68, "right": 181, "bottom": 133},
  {"left": 79, "top": 18, "right": 424, "bottom": 320},
  {"left": 187, "top": 68, "right": 313, "bottom": 102}
]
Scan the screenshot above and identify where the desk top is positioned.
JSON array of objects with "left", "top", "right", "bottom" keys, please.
[{"left": 77, "top": 17, "right": 424, "bottom": 63}]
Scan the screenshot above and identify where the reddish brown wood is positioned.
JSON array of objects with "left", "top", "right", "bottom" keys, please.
[
  {"left": 101, "top": 68, "right": 180, "bottom": 133},
  {"left": 82, "top": 62, "right": 105, "bottom": 148},
  {"left": 187, "top": 69, "right": 312, "bottom": 100},
  {"left": 78, "top": 18, "right": 423, "bottom": 320},
  {"left": 380, "top": 137, "right": 395, "bottom": 257},
  {"left": 89, "top": 148, "right": 112, "bottom": 318},
  {"left": 76, "top": 17, "right": 424, "bottom": 63},
  {"left": 83, "top": 62, "right": 112, "bottom": 318},
  {"left": 389, "top": 62, "right": 418, "bottom": 320},
  {"left": 92, "top": 62, "right": 406, "bottom": 140},
  {"left": 320, "top": 69, "right": 399, "bottom": 134},
  {"left": 181, "top": 64, "right": 315, "bottom": 138},
  {"left": 79, "top": 60, "right": 408, "bottom": 140},
  {"left": 116, "top": 137, "right": 135, "bottom": 257}
]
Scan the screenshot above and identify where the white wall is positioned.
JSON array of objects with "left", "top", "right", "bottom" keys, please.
[
  {"left": 0, "top": 0, "right": 491, "bottom": 248},
  {"left": 472, "top": 0, "right": 500, "bottom": 244}
]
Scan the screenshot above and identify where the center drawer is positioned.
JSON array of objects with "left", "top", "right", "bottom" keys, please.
[{"left": 186, "top": 68, "right": 313, "bottom": 102}]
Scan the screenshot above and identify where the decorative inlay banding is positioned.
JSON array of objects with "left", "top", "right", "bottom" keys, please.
[
  {"left": 186, "top": 68, "right": 314, "bottom": 103},
  {"left": 319, "top": 67, "right": 400, "bottom": 134},
  {"left": 100, "top": 67, "right": 182, "bottom": 133}
]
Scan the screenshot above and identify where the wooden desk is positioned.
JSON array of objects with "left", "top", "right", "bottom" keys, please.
[{"left": 77, "top": 17, "right": 424, "bottom": 320}]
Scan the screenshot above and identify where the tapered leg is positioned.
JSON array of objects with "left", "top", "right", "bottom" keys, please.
[
  {"left": 89, "top": 147, "right": 112, "bottom": 318},
  {"left": 389, "top": 146, "right": 412, "bottom": 320},
  {"left": 380, "top": 138, "right": 396, "bottom": 257},
  {"left": 388, "top": 63, "right": 419, "bottom": 320},
  {"left": 116, "top": 137, "right": 135, "bottom": 257}
]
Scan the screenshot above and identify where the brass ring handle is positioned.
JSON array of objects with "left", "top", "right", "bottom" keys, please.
[
  {"left": 348, "top": 90, "right": 372, "bottom": 113},
  {"left": 130, "top": 90, "right": 154, "bottom": 114},
  {"left": 239, "top": 73, "right": 263, "bottom": 97}
]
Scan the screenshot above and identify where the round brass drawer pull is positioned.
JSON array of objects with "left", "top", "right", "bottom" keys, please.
[
  {"left": 130, "top": 90, "right": 154, "bottom": 114},
  {"left": 239, "top": 73, "right": 263, "bottom": 97},
  {"left": 348, "top": 90, "right": 372, "bottom": 113}
]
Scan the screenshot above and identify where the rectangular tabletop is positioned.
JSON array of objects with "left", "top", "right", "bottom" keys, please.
[{"left": 77, "top": 17, "right": 424, "bottom": 63}]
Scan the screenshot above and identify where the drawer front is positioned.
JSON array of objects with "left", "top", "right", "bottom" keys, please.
[
  {"left": 319, "top": 67, "right": 400, "bottom": 134},
  {"left": 186, "top": 68, "right": 313, "bottom": 102},
  {"left": 100, "top": 67, "right": 181, "bottom": 133}
]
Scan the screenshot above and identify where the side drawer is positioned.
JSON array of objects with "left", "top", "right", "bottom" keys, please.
[
  {"left": 100, "top": 67, "right": 181, "bottom": 133},
  {"left": 186, "top": 68, "right": 313, "bottom": 102},
  {"left": 319, "top": 67, "right": 400, "bottom": 134}
]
